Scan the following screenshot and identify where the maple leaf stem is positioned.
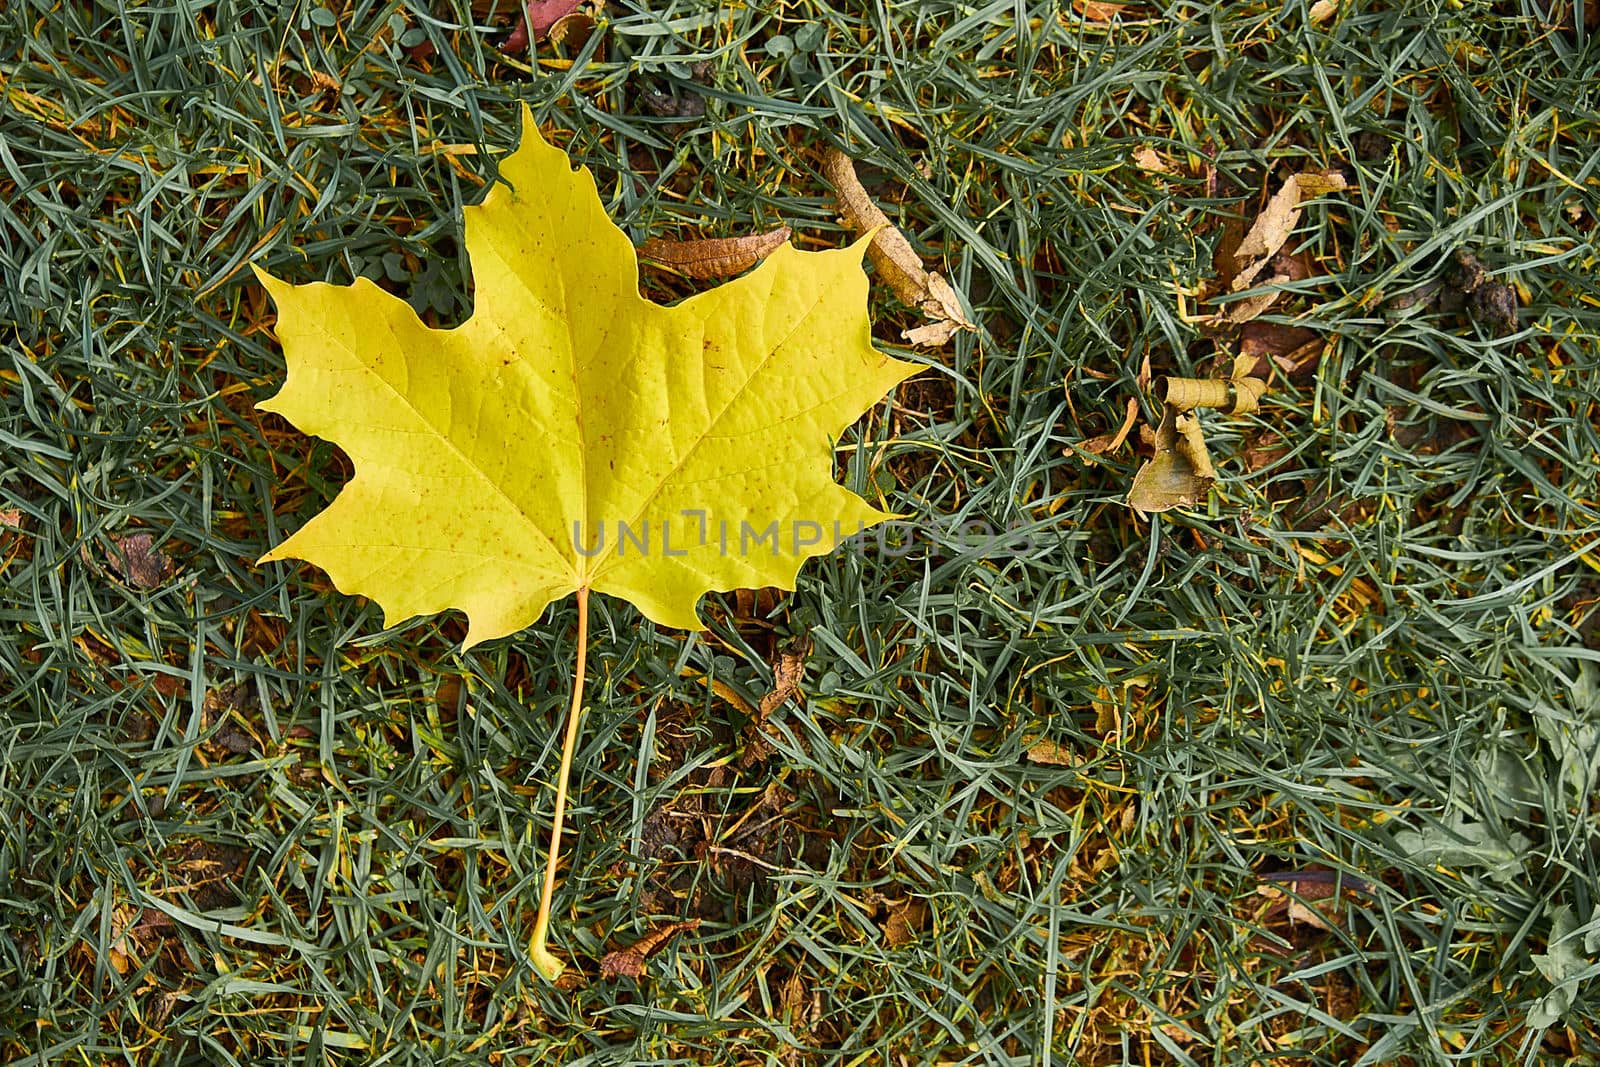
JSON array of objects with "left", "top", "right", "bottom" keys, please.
[{"left": 529, "top": 584, "right": 590, "bottom": 981}]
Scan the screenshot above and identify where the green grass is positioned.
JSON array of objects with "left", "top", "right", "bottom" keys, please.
[{"left": 4, "top": 0, "right": 1600, "bottom": 1063}]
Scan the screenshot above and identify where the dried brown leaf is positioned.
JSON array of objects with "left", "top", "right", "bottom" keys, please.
[
  {"left": 638, "top": 225, "right": 792, "bottom": 279},
  {"left": 883, "top": 898, "right": 928, "bottom": 947},
  {"left": 1240, "top": 321, "right": 1319, "bottom": 363},
  {"left": 1210, "top": 173, "right": 1344, "bottom": 325},
  {"left": 600, "top": 918, "right": 699, "bottom": 979},
  {"left": 1127, "top": 407, "right": 1213, "bottom": 516},
  {"left": 821, "top": 148, "right": 927, "bottom": 304},
  {"left": 1075, "top": 396, "right": 1139, "bottom": 460},
  {"left": 106, "top": 533, "right": 175, "bottom": 589},
  {"left": 1273, "top": 338, "right": 1325, "bottom": 378},
  {"left": 901, "top": 319, "right": 962, "bottom": 347},
  {"left": 821, "top": 148, "right": 974, "bottom": 346},
  {"left": 1023, "top": 736, "right": 1082, "bottom": 766},
  {"left": 1132, "top": 145, "right": 1171, "bottom": 173},
  {"left": 1255, "top": 869, "right": 1367, "bottom": 934},
  {"left": 1241, "top": 429, "right": 1290, "bottom": 472},
  {"left": 1068, "top": 0, "right": 1127, "bottom": 19},
  {"left": 742, "top": 634, "right": 810, "bottom": 766},
  {"left": 1230, "top": 171, "right": 1347, "bottom": 293},
  {"left": 1222, "top": 283, "right": 1288, "bottom": 324},
  {"left": 923, "top": 272, "right": 974, "bottom": 329},
  {"left": 782, "top": 968, "right": 813, "bottom": 1035},
  {"left": 757, "top": 636, "right": 808, "bottom": 722}
]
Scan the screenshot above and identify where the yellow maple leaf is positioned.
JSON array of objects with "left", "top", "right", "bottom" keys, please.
[
  {"left": 251, "top": 105, "right": 917, "bottom": 979},
  {"left": 254, "top": 104, "right": 916, "bottom": 649}
]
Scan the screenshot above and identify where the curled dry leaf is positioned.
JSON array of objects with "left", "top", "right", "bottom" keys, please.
[
  {"left": 600, "top": 919, "right": 700, "bottom": 979},
  {"left": 1126, "top": 355, "right": 1265, "bottom": 515},
  {"left": 1127, "top": 406, "right": 1214, "bottom": 516},
  {"left": 757, "top": 635, "right": 808, "bottom": 721},
  {"left": 1218, "top": 170, "right": 1347, "bottom": 325},
  {"left": 638, "top": 225, "right": 792, "bottom": 280},
  {"left": 1159, "top": 361, "right": 1266, "bottom": 416},
  {"left": 505, "top": 0, "right": 585, "bottom": 51},
  {"left": 820, "top": 147, "right": 975, "bottom": 347}
]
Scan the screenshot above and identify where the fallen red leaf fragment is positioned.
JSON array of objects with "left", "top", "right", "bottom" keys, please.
[
  {"left": 638, "top": 225, "right": 792, "bottom": 280},
  {"left": 600, "top": 919, "right": 700, "bottom": 979},
  {"left": 505, "top": 0, "right": 585, "bottom": 50}
]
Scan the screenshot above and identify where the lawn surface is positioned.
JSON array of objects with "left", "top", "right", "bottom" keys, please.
[{"left": 4, "top": 0, "right": 1600, "bottom": 1064}]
